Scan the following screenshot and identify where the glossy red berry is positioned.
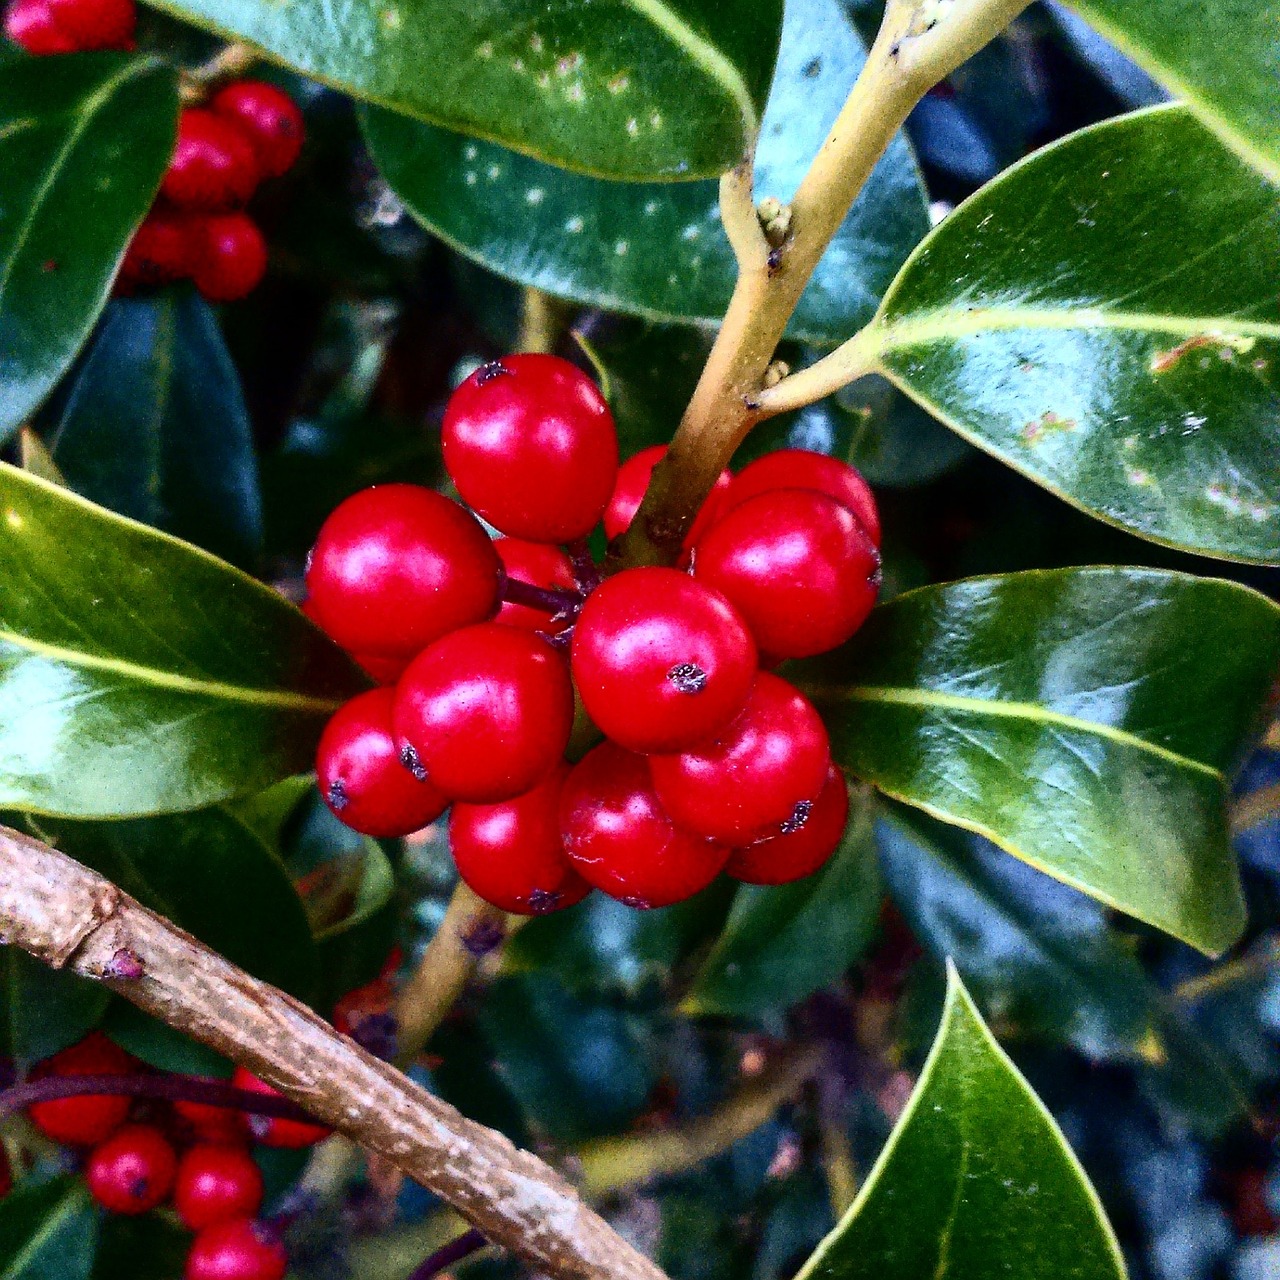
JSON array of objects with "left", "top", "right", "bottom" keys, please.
[
  {"left": 192, "top": 213, "right": 268, "bottom": 303},
  {"left": 395, "top": 624, "right": 573, "bottom": 803},
  {"left": 560, "top": 742, "right": 729, "bottom": 909},
  {"left": 116, "top": 210, "right": 197, "bottom": 293},
  {"left": 694, "top": 488, "right": 880, "bottom": 659},
  {"left": 572, "top": 567, "right": 756, "bottom": 754},
  {"left": 4, "top": 0, "right": 76, "bottom": 52},
  {"left": 186, "top": 1219, "right": 287, "bottom": 1280},
  {"left": 649, "top": 673, "right": 830, "bottom": 845},
  {"left": 725, "top": 765, "right": 849, "bottom": 885},
  {"left": 230, "top": 1069, "right": 331, "bottom": 1148},
  {"left": 174, "top": 1144, "right": 265, "bottom": 1231},
  {"left": 162, "top": 109, "right": 260, "bottom": 211},
  {"left": 211, "top": 81, "right": 304, "bottom": 178},
  {"left": 450, "top": 764, "right": 591, "bottom": 914},
  {"left": 27, "top": 1032, "right": 136, "bottom": 1146},
  {"left": 306, "top": 485, "right": 501, "bottom": 658},
  {"left": 442, "top": 354, "right": 618, "bottom": 542},
  {"left": 48, "top": 0, "right": 133, "bottom": 45},
  {"left": 603, "top": 445, "right": 732, "bottom": 547},
  {"left": 353, "top": 651, "right": 412, "bottom": 685},
  {"left": 721, "top": 449, "right": 881, "bottom": 546},
  {"left": 495, "top": 537, "right": 577, "bottom": 634},
  {"left": 317, "top": 688, "right": 448, "bottom": 838},
  {"left": 174, "top": 1094, "right": 249, "bottom": 1146},
  {"left": 85, "top": 1124, "right": 177, "bottom": 1215}
]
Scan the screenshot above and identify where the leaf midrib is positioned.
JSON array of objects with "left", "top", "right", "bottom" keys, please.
[{"left": 0, "top": 1183, "right": 89, "bottom": 1280}]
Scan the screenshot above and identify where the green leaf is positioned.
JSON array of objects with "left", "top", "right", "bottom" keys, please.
[
  {"left": 865, "top": 107, "right": 1280, "bottom": 563},
  {"left": 314, "top": 838, "right": 397, "bottom": 1012},
  {"left": 685, "top": 786, "right": 881, "bottom": 1017},
  {"left": 0, "top": 463, "right": 368, "bottom": 818},
  {"left": 91, "top": 1214, "right": 188, "bottom": 1280},
  {"left": 362, "top": 0, "right": 927, "bottom": 343},
  {"left": 0, "top": 1177, "right": 97, "bottom": 1280},
  {"left": 0, "top": 948, "right": 109, "bottom": 1069},
  {"left": 0, "top": 54, "right": 178, "bottom": 441},
  {"left": 1065, "top": 0, "right": 1280, "bottom": 183},
  {"left": 797, "top": 567, "right": 1280, "bottom": 955},
  {"left": 794, "top": 968, "right": 1126, "bottom": 1280},
  {"left": 146, "top": 0, "right": 782, "bottom": 181},
  {"left": 49, "top": 292, "right": 264, "bottom": 570}
]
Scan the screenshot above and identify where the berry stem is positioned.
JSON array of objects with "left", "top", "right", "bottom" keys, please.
[
  {"left": 408, "top": 1228, "right": 488, "bottom": 1280},
  {"left": 179, "top": 40, "right": 259, "bottom": 102},
  {"left": 566, "top": 539, "right": 602, "bottom": 594},
  {"left": 498, "top": 574, "right": 582, "bottom": 619},
  {"left": 515, "top": 287, "right": 569, "bottom": 356}
]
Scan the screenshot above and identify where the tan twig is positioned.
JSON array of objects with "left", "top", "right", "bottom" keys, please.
[
  {"left": 179, "top": 41, "right": 260, "bottom": 103},
  {"left": 1231, "top": 781, "right": 1280, "bottom": 836}
]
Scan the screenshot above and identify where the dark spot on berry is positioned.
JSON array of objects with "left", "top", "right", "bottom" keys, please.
[
  {"left": 668, "top": 662, "right": 708, "bottom": 694},
  {"left": 327, "top": 778, "right": 350, "bottom": 811},
  {"left": 780, "top": 800, "right": 812, "bottom": 834},
  {"left": 350, "top": 1011, "right": 398, "bottom": 1060},
  {"left": 475, "top": 360, "right": 510, "bottom": 386},
  {"left": 462, "top": 919, "right": 506, "bottom": 956},
  {"left": 528, "top": 888, "right": 562, "bottom": 914},
  {"left": 399, "top": 743, "right": 428, "bottom": 782},
  {"left": 129, "top": 1176, "right": 151, "bottom": 1201}
]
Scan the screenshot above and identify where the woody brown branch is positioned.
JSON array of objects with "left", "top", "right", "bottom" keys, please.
[{"left": 0, "top": 822, "right": 667, "bottom": 1280}]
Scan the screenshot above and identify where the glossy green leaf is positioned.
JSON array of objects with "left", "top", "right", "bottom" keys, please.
[
  {"left": 797, "top": 568, "right": 1280, "bottom": 954},
  {"left": 0, "top": 947, "right": 108, "bottom": 1069},
  {"left": 0, "top": 1177, "right": 97, "bottom": 1280},
  {"left": 866, "top": 107, "right": 1280, "bottom": 563},
  {"left": 794, "top": 968, "right": 1126, "bottom": 1280},
  {"left": 1065, "top": 1, "right": 1280, "bottom": 183},
  {"left": 685, "top": 786, "right": 881, "bottom": 1017},
  {"left": 362, "top": 0, "right": 928, "bottom": 343},
  {"left": 0, "top": 54, "right": 178, "bottom": 440},
  {"left": 0, "top": 464, "right": 367, "bottom": 818},
  {"left": 146, "top": 0, "right": 781, "bottom": 181},
  {"left": 50, "top": 292, "right": 264, "bottom": 569}
]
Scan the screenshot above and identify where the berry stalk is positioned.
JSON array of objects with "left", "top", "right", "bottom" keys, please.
[{"left": 498, "top": 573, "right": 582, "bottom": 620}]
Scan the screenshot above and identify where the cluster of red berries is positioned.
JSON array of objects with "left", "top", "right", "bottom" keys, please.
[
  {"left": 4, "top": 0, "right": 303, "bottom": 302},
  {"left": 306, "top": 354, "right": 881, "bottom": 913},
  {"left": 20, "top": 1033, "right": 333, "bottom": 1280}
]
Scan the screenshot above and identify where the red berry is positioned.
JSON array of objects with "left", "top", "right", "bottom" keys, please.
[
  {"left": 603, "top": 445, "right": 732, "bottom": 547},
  {"left": 571, "top": 567, "right": 756, "bottom": 754},
  {"left": 210, "top": 81, "right": 305, "bottom": 179},
  {"left": 27, "top": 1033, "right": 136, "bottom": 1146},
  {"left": 174, "top": 1094, "right": 249, "bottom": 1146},
  {"left": 46, "top": 0, "right": 133, "bottom": 47},
  {"left": 721, "top": 449, "right": 881, "bottom": 546},
  {"left": 694, "top": 489, "right": 880, "bottom": 659},
  {"left": 495, "top": 537, "right": 577, "bottom": 634},
  {"left": 1231, "top": 1167, "right": 1279, "bottom": 1237},
  {"left": 649, "top": 673, "right": 830, "bottom": 845},
  {"left": 192, "top": 213, "right": 268, "bottom": 303},
  {"left": 186, "top": 1219, "right": 287, "bottom": 1280},
  {"left": 0, "top": 1145, "right": 12, "bottom": 1199},
  {"left": 230, "top": 1069, "right": 331, "bottom": 1148},
  {"left": 4, "top": 0, "right": 76, "bottom": 52},
  {"left": 450, "top": 764, "right": 591, "bottom": 914},
  {"left": 317, "top": 688, "right": 448, "bottom": 838},
  {"left": 306, "top": 485, "right": 501, "bottom": 658},
  {"left": 162, "top": 109, "right": 260, "bottom": 211},
  {"left": 353, "top": 651, "right": 412, "bottom": 685},
  {"left": 560, "top": 742, "right": 729, "bottom": 909},
  {"left": 442, "top": 355, "right": 618, "bottom": 543},
  {"left": 174, "top": 1144, "right": 264, "bottom": 1231},
  {"left": 116, "top": 210, "right": 197, "bottom": 294},
  {"left": 85, "top": 1124, "right": 177, "bottom": 1215},
  {"left": 725, "top": 765, "right": 849, "bottom": 885},
  {"left": 395, "top": 624, "right": 573, "bottom": 803}
]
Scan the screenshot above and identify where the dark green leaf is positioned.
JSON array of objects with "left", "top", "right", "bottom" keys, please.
[
  {"left": 868, "top": 107, "right": 1280, "bottom": 563},
  {"left": 685, "top": 786, "right": 881, "bottom": 1017},
  {"left": 1065, "top": 0, "right": 1280, "bottom": 182},
  {"left": 147, "top": 0, "right": 782, "bottom": 181},
  {"left": 0, "top": 54, "right": 177, "bottom": 440},
  {"left": 314, "top": 838, "right": 398, "bottom": 1012},
  {"left": 91, "top": 1214, "right": 188, "bottom": 1280},
  {"left": 798, "top": 567, "right": 1280, "bottom": 954},
  {"left": 362, "top": 0, "right": 927, "bottom": 343},
  {"left": 101, "top": 1001, "right": 231, "bottom": 1077},
  {"left": 0, "top": 1177, "right": 97, "bottom": 1280},
  {"left": 794, "top": 968, "right": 1126, "bottom": 1280},
  {"left": 50, "top": 292, "right": 263, "bottom": 569},
  {"left": 0, "top": 463, "right": 367, "bottom": 818},
  {"left": 0, "top": 948, "right": 108, "bottom": 1069}
]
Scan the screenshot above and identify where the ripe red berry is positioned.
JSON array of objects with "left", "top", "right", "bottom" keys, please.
[
  {"left": 725, "top": 765, "right": 849, "bottom": 885},
  {"left": 450, "top": 764, "right": 591, "bottom": 914},
  {"left": 116, "top": 210, "right": 197, "bottom": 294},
  {"left": 210, "top": 81, "right": 305, "bottom": 179},
  {"left": 85, "top": 1124, "right": 177, "bottom": 1215},
  {"left": 442, "top": 354, "right": 618, "bottom": 543},
  {"left": 720, "top": 449, "right": 881, "bottom": 546},
  {"left": 0, "top": 1145, "right": 12, "bottom": 1199},
  {"left": 174, "top": 1144, "right": 264, "bottom": 1231},
  {"left": 694, "top": 489, "right": 880, "bottom": 659},
  {"left": 649, "top": 673, "right": 830, "bottom": 845},
  {"left": 162, "top": 109, "right": 260, "bottom": 211},
  {"left": 4, "top": 0, "right": 76, "bottom": 52},
  {"left": 46, "top": 0, "right": 134, "bottom": 47},
  {"left": 603, "top": 445, "right": 732, "bottom": 547},
  {"left": 230, "top": 1069, "right": 331, "bottom": 1148},
  {"left": 192, "top": 212, "right": 268, "bottom": 303},
  {"left": 174, "top": 1094, "right": 249, "bottom": 1146},
  {"left": 572, "top": 567, "right": 756, "bottom": 754},
  {"left": 317, "top": 688, "right": 448, "bottom": 838},
  {"left": 353, "top": 651, "right": 412, "bottom": 685},
  {"left": 186, "top": 1219, "right": 287, "bottom": 1280},
  {"left": 306, "top": 485, "right": 501, "bottom": 658},
  {"left": 560, "top": 742, "right": 729, "bottom": 908},
  {"left": 495, "top": 537, "right": 577, "bottom": 634},
  {"left": 395, "top": 624, "right": 573, "bottom": 803},
  {"left": 27, "top": 1032, "right": 136, "bottom": 1146}
]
